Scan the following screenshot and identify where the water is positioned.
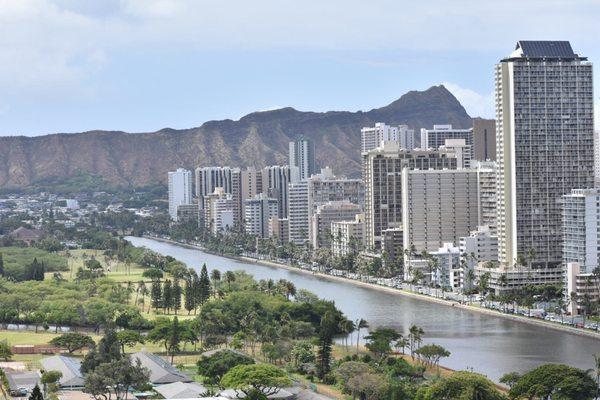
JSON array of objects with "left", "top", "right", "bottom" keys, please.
[{"left": 126, "top": 236, "right": 600, "bottom": 381}]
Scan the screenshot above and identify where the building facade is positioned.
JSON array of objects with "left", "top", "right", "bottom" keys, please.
[
  {"left": 331, "top": 214, "right": 365, "bottom": 257},
  {"left": 472, "top": 118, "right": 496, "bottom": 161},
  {"left": 496, "top": 41, "right": 594, "bottom": 270},
  {"left": 203, "top": 188, "right": 235, "bottom": 234},
  {"left": 288, "top": 181, "right": 310, "bottom": 244},
  {"left": 420, "top": 124, "right": 473, "bottom": 150},
  {"left": 262, "top": 165, "right": 299, "bottom": 219},
  {"left": 363, "top": 142, "right": 458, "bottom": 250},
  {"left": 310, "top": 201, "right": 362, "bottom": 249},
  {"left": 289, "top": 136, "right": 316, "bottom": 181},
  {"left": 474, "top": 161, "right": 497, "bottom": 231},
  {"left": 562, "top": 188, "right": 600, "bottom": 273},
  {"left": 168, "top": 168, "right": 193, "bottom": 221},
  {"left": 402, "top": 168, "right": 479, "bottom": 253},
  {"left": 244, "top": 193, "right": 279, "bottom": 238}
]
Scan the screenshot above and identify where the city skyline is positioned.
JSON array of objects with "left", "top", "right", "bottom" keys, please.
[{"left": 0, "top": 1, "right": 599, "bottom": 136}]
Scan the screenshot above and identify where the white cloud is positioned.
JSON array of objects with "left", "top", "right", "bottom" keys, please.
[{"left": 443, "top": 82, "right": 494, "bottom": 119}]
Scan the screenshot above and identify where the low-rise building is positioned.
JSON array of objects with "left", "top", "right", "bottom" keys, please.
[{"left": 310, "top": 201, "right": 361, "bottom": 249}]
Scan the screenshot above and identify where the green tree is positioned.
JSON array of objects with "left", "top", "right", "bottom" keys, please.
[
  {"left": 40, "top": 370, "right": 62, "bottom": 397},
  {"left": 28, "top": 384, "right": 44, "bottom": 400},
  {"left": 224, "top": 270, "right": 236, "bottom": 290},
  {"left": 416, "top": 371, "right": 505, "bottom": 400},
  {"left": 147, "top": 317, "right": 182, "bottom": 363},
  {"left": 364, "top": 327, "right": 401, "bottom": 359},
  {"left": 355, "top": 318, "right": 369, "bottom": 355},
  {"left": 197, "top": 349, "right": 255, "bottom": 384},
  {"left": 0, "top": 341, "right": 13, "bottom": 361},
  {"left": 150, "top": 280, "right": 162, "bottom": 311},
  {"left": 414, "top": 344, "right": 450, "bottom": 371},
  {"left": 220, "top": 364, "right": 291, "bottom": 400},
  {"left": 116, "top": 330, "right": 145, "bottom": 354},
  {"left": 316, "top": 311, "right": 336, "bottom": 380},
  {"left": 198, "top": 264, "right": 211, "bottom": 306},
  {"left": 84, "top": 356, "right": 150, "bottom": 400},
  {"left": 142, "top": 268, "right": 163, "bottom": 280},
  {"left": 162, "top": 279, "right": 173, "bottom": 313},
  {"left": 509, "top": 364, "right": 597, "bottom": 400},
  {"left": 0, "top": 251, "right": 4, "bottom": 277},
  {"left": 172, "top": 279, "right": 182, "bottom": 314},
  {"left": 499, "top": 372, "right": 521, "bottom": 389},
  {"left": 49, "top": 333, "right": 95, "bottom": 354},
  {"left": 184, "top": 279, "right": 195, "bottom": 314},
  {"left": 81, "top": 326, "right": 122, "bottom": 374}
]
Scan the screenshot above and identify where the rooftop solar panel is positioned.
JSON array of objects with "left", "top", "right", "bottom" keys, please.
[{"left": 516, "top": 41, "right": 576, "bottom": 58}]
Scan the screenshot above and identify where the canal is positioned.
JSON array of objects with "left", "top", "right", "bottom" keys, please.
[{"left": 126, "top": 236, "right": 599, "bottom": 381}]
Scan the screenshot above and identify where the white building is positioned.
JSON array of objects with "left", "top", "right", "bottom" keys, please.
[
  {"left": 289, "top": 136, "right": 316, "bottom": 181},
  {"left": 244, "top": 193, "right": 279, "bottom": 238},
  {"left": 203, "top": 188, "right": 235, "bottom": 234},
  {"left": 459, "top": 225, "right": 498, "bottom": 290},
  {"left": 168, "top": 168, "right": 193, "bottom": 221},
  {"left": 496, "top": 41, "right": 594, "bottom": 272},
  {"left": 562, "top": 188, "right": 600, "bottom": 273},
  {"left": 440, "top": 139, "right": 471, "bottom": 169},
  {"left": 310, "top": 201, "right": 361, "bottom": 249},
  {"left": 420, "top": 125, "right": 473, "bottom": 150},
  {"left": 194, "top": 166, "right": 237, "bottom": 199},
  {"left": 474, "top": 161, "right": 497, "bottom": 232},
  {"left": 361, "top": 123, "right": 417, "bottom": 153},
  {"left": 288, "top": 180, "right": 309, "bottom": 244},
  {"left": 331, "top": 214, "right": 365, "bottom": 257}
]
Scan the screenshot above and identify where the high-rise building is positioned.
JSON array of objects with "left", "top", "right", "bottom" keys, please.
[
  {"left": 595, "top": 131, "right": 600, "bottom": 188},
  {"left": 331, "top": 214, "right": 365, "bottom": 257},
  {"left": 496, "top": 41, "right": 594, "bottom": 270},
  {"left": 459, "top": 225, "right": 498, "bottom": 289},
  {"left": 363, "top": 142, "right": 458, "bottom": 249},
  {"left": 168, "top": 168, "right": 193, "bottom": 221},
  {"left": 203, "top": 187, "right": 235, "bottom": 234},
  {"left": 307, "top": 167, "right": 364, "bottom": 215},
  {"left": 288, "top": 181, "right": 310, "bottom": 244},
  {"left": 472, "top": 118, "right": 496, "bottom": 161},
  {"left": 241, "top": 167, "right": 263, "bottom": 218},
  {"left": 440, "top": 138, "right": 471, "bottom": 169},
  {"left": 262, "top": 165, "right": 299, "bottom": 219},
  {"left": 420, "top": 124, "right": 473, "bottom": 150},
  {"left": 310, "top": 201, "right": 362, "bottom": 249},
  {"left": 269, "top": 217, "right": 289, "bottom": 245},
  {"left": 361, "top": 123, "right": 417, "bottom": 152},
  {"left": 474, "top": 160, "right": 497, "bottom": 231},
  {"left": 244, "top": 193, "right": 279, "bottom": 238},
  {"left": 194, "top": 166, "right": 235, "bottom": 199},
  {"left": 562, "top": 188, "right": 600, "bottom": 274},
  {"left": 289, "top": 136, "right": 316, "bottom": 181},
  {"left": 402, "top": 168, "right": 479, "bottom": 253}
]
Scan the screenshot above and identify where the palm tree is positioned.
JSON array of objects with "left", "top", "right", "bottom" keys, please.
[
  {"left": 594, "top": 354, "right": 600, "bottom": 397},
  {"left": 339, "top": 319, "right": 355, "bottom": 351},
  {"left": 210, "top": 269, "right": 221, "bottom": 294},
  {"left": 355, "top": 318, "right": 369, "bottom": 354},
  {"left": 408, "top": 324, "right": 424, "bottom": 359},
  {"left": 224, "top": 271, "right": 236, "bottom": 290},
  {"left": 135, "top": 280, "right": 146, "bottom": 307},
  {"left": 284, "top": 281, "right": 296, "bottom": 300}
]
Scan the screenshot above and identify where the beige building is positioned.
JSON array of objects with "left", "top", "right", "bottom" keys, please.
[
  {"left": 269, "top": 217, "right": 289, "bottom": 245},
  {"left": 331, "top": 214, "right": 365, "bottom": 257},
  {"left": 310, "top": 201, "right": 361, "bottom": 249},
  {"left": 472, "top": 118, "right": 496, "bottom": 161},
  {"left": 363, "top": 142, "right": 458, "bottom": 250},
  {"left": 203, "top": 188, "right": 235, "bottom": 234},
  {"left": 402, "top": 168, "right": 479, "bottom": 253}
]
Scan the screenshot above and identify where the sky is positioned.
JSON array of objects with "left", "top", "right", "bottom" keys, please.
[{"left": 0, "top": 0, "right": 599, "bottom": 136}]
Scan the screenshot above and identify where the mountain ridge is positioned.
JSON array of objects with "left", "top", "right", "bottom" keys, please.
[{"left": 0, "top": 85, "right": 473, "bottom": 189}]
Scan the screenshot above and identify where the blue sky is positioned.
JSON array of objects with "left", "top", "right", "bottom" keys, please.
[{"left": 0, "top": 0, "right": 598, "bottom": 136}]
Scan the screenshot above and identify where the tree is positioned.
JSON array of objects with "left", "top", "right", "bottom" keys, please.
[
  {"left": 147, "top": 317, "right": 182, "bottom": 363},
  {"left": 415, "top": 371, "right": 505, "bottom": 400},
  {"left": 116, "top": 330, "right": 145, "bottom": 354},
  {"left": 29, "top": 384, "right": 44, "bottom": 400},
  {"left": 41, "top": 371, "right": 62, "bottom": 397},
  {"left": 290, "top": 340, "right": 315, "bottom": 369},
  {"left": 81, "top": 327, "right": 122, "bottom": 374},
  {"left": 150, "top": 280, "right": 162, "bottom": 311},
  {"left": 414, "top": 344, "right": 450, "bottom": 371},
  {"left": 0, "top": 341, "right": 13, "bottom": 361},
  {"left": 499, "top": 372, "right": 521, "bottom": 389},
  {"left": 184, "top": 279, "right": 195, "bottom": 314},
  {"left": 355, "top": 318, "right": 369, "bottom": 354},
  {"left": 84, "top": 356, "right": 150, "bottom": 400},
  {"left": 225, "top": 271, "right": 236, "bottom": 290},
  {"left": 142, "top": 268, "right": 163, "bottom": 280},
  {"left": 198, "top": 264, "right": 211, "bottom": 305},
  {"left": 197, "top": 349, "right": 255, "bottom": 384},
  {"left": 172, "top": 279, "right": 182, "bottom": 314},
  {"left": 0, "top": 251, "right": 4, "bottom": 277},
  {"left": 316, "top": 311, "right": 336, "bottom": 380},
  {"left": 50, "top": 333, "right": 95, "bottom": 354},
  {"left": 210, "top": 269, "right": 221, "bottom": 292},
  {"left": 220, "top": 364, "right": 291, "bottom": 400},
  {"left": 509, "top": 364, "right": 597, "bottom": 400},
  {"left": 408, "top": 324, "right": 425, "bottom": 359},
  {"left": 162, "top": 279, "right": 173, "bottom": 313},
  {"left": 364, "top": 328, "right": 401, "bottom": 359}
]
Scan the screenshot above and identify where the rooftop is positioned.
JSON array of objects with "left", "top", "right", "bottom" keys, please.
[{"left": 504, "top": 40, "right": 586, "bottom": 61}]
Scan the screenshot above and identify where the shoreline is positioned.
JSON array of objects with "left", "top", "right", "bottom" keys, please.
[{"left": 139, "top": 235, "right": 600, "bottom": 341}]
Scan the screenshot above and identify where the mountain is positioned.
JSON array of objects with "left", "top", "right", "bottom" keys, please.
[{"left": 0, "top": 85, "right": 472, "bottom": 189}]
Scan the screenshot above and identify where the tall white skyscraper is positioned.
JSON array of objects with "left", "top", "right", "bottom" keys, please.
[
  {"left": 262, "top": 165, "right": 299, "bottom": 218},
  {"left": 496, "top": 41, "right": 594, "bottom": 271},
  {"left": 168, "top": 168, "right": 193, "bottom": 221},
  {"left": 289, "top": 136, "right": 316, "bottom": 181}
]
